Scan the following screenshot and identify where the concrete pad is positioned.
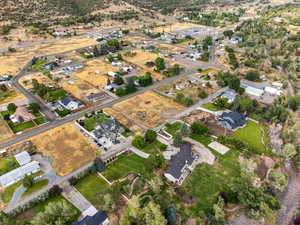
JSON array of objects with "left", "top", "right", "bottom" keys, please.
[{"left": 208, "top": 141, "right": 230, "bottom": 155}]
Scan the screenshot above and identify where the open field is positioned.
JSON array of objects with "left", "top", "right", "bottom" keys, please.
[
  {"left": 0, "top": 37, "right": 97, "bottom": 75},
  {"left": 153, "top": 22, "right": 205, "bottom": 33},
  {"left": 123, "top": 36, "right": 146, "bottom": 43},
  {"left": 103, "top": 107, "right": 145, "bottom": 135},
  {"left": 0, "top": 118, "right": 14, "bottom": 144},
  {"left": 59, "top": 78, "right": 99, "bottom": 101},
  {"left": 75, "top": 59, "right": 119, "bottom": 88},
  {"left": 30, "top": 123, "right": 98, "bottom": 176},
  {"left": 232, "top": 120, "right": 270, "bottom": 155},
  {"left": 20, "top": 73, "right": 58, "bottom": 89},
  {"left": 123, "top": 50, "right": 166, "bottom": 81},
  {"left": 0, "top": 88, "right": 25, "bottom": 105},
  {"left": 112, "top": 91, "right": 184, "bottom": 128}
]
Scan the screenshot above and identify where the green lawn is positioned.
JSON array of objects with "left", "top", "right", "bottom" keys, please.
[
  {"left": 201, "top": 102, "right": 221, "bottom": 111},
  {"left": 11, "top": 121, "right": 35, "bottom": 133},
  {"left": 232, "top": 120, "right": 270, "bottom": 155},
  {"left": 44, "top": 89, "right": 67, "bottom": 102},
  {"left": 0, "top": 156, "right": 19, "bottom": 176},
  {"left": 55, "top": 108, "right": 71, "bottom": 117},
  {"left": 165, "top": 121, "right": 182, "bottom": 137},
  {"left": 75, "top": 174, "right": 109, "bottom": 209},
  {"left": 183, "top": 150, "right": 240, "bottom": 215},
  {"left": 30, "top": 59, "right": 48, "bottom": 71},
  {"left": 103, "top": 154, "right": 149, "bottom": 181},
  {"left": 21, "top": 179, "right": 49, "bottom": 198},
  {"left": 1, "top": 180, "right": 22, "bottom": 203},
  {"left": 16, "top": 195, "right": 80, "bottom": 224},
  {"left": 83, "top": 113, "right": 107, "bottom": 131},
  {"left": 140, "top": 140, "right": 167, "bottom": 155},
  {"left": 34, "top": 116, "right": 46, "bottom": 125}
]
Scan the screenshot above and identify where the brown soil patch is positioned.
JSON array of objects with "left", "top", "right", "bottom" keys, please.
[
  {"left": 112, "top": 91, "right": 184, "bottom": 128},
  {"left": 31, "top": 123, "right": 98, "bottom": 176},
  {"left": 0, "top": 118, "right": 14, "bottom": 144}
]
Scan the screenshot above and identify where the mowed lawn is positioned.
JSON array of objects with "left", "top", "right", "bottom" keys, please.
[
  {"left": 103, "top": 154, "right": 149, "bottom": 181},
  {"left": 183, "top": 150, "right": 240, "bottom": 215},
  {"left": 75, "top": 174, "right": 109, "bottom": 209},
  {"left": 233, "top": 120, "right": 270, "bottom": 155}
]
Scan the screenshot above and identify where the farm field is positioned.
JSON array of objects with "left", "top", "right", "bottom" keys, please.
[
  {"left": 30, "top": 123, "right": 98, "bottom": 176},
  {"left": 0, "top": 37, "right": 97, "bottom": 75},
  {"left": 112, "top": 91, "right": 184, "bottom": 128},
  {"left": 0, "top": 118, "right": 14, "bottom": 144},
  {"left": 74, "top": 59, "right": 119, "bottom": 88}
]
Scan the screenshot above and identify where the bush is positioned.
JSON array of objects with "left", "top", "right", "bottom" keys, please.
[
  {"left": 245, "top": 70, "right": 260, "bottom": 81},
  {"left": 145, "top": 130, "right": 157, "bottom": 143},
  {"left": 191, "top": 122, "right": 209, "bottom": 136},
  {"left": 198, "top": 90, "right": 208, "bottom": 99},
  {"left": 132, "top": 136, "right": 146, "bottom": 149},
  {"left": 23, "top": 175, "right": 34, "bottom": 188},
  {"left": 94, "top": 158, "right": 106, "bottom": 172}
]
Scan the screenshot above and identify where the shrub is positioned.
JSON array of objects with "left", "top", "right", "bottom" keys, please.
[
  {"left": 145, "top": 130, "right": 157, "bottom": 143},
  {"left": 190, "top": 122, "right": 209, "bottom": 136},
  {"left": 132, "top": 136, "right": 146, "bottom": 149}
]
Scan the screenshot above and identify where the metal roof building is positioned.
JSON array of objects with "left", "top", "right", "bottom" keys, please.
[
  {"left": 15, "top": 151, "right": 31, "bottom": 166},
  {"left": 0, "top": 161, "right": 40, "bottom": 187}
]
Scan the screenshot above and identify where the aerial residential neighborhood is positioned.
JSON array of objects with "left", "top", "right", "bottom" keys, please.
[{"left": 0, "top": 0, "right": 300, "bottom": 225}]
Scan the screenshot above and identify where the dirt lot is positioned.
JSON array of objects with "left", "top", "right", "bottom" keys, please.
[
  {"left": 123, "top": 50, "right": 168, "bottom": 81},
  {"left": 75, "top": 59, "right": 119, "bottom": 88},
  {"left": 112, "top": 91, "right": 184, "bottom": 128},
  {"left": 103, "top": 107, "right": 145, "bottom": 135},
  {"left": 153, "top": 22, "right": 204, "bottom": 33},
  {"left": 0, "top": 118, "right": 14, "bottom": 144},
  {"left": 181, "top": 110, "right": 232, "bottom": 136},
  {"left": 19, "top": 73, "right": 58, "bottom": 89},
  {"left": 0, "top": 37, "right": 97, "bottom": 75},
  {"left": 59, "top": 78, "right": 100, "bottom": 101},
  {"left": 0, "top": 87, "right": 25, "bottom": 105},
  {"left": 30, "top": 123, "right": 98, "bottom": 176}
]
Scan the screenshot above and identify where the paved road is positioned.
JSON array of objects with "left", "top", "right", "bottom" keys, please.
[{"left": 0, "top": 69, "right": 199, "bottom": 150}]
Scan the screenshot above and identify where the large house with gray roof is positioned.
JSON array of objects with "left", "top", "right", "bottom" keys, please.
[{"left": 218, "top": 111, "right": 247, "bottom": 131}]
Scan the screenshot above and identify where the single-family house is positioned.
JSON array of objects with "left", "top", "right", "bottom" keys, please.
[
  {"left": 58, "top": 98, "right": 80, "bottom": 111},
  {"left": 10, "top": 106, "right": 35, "bottom": 124},
  {"left": 107, "top": 71, "right": 117, "bottom": 78},
  {"left": 15, "top": 151, "right": 31, "bottom": 166},
  {"left": 218, "top": 111, "right": 247, "bottom": 131},
  {"left": 164, "top": 143, "right": 197, "bottom": 185},
  {"left": 72, "top": 210, "right": 109, "bottom": 225},
  {"left": 264, "top": 87, "right": 282, "bottom": 96},
  {"left": 245, "top": 86, "right": 264, "bottom": 98},
  {"left": 221, "top": 91, "right": 237, "bottom": 103}
]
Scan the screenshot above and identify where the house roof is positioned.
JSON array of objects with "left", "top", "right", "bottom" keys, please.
[
  {"left": 13, "top": 107, "right": 35, "bottom": 122},
  {"left": 165, "top": 143, "right": 195, "bottom": 179},
  {"left": 93, "top": 119, "right": 121, "bottom": 138},
  {"left": 60, "top": 97, "right": 73, "bottom": 106},
  {"left": 86, "top": 93, "right": 107, "bottom": 102},
  {"left": 221, "top": 91, "right": 236, "bottom": 101},
  {"left": 72, "top": 210, "right": 108, "bottom": 225},
  {"left": 15, "top": 151, "right": 31, "bottom": 166},
  {"left": 219, "top": 111, "right": 246, "bottom": 130},
  {"left": 0, "top": 161, "right": 40, "bottom": 187}
]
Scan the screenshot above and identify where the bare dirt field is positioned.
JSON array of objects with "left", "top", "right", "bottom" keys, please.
[
  {"left": 30, "top": 123, "right": 98, "bottom": 176},
  {"left": 103, "top": 107, "right": 145, "bottom": 135},
  {"left": 0, "top": 118, "right": 14, "bottom": 144},
  {"left": 19, "top": 73, "right": 58, "bottom": 89},
  {"left": 123, "top": 36, "right": 146, "bottom": 43},
  {"left": 0, "top": 37, "right": 97, "bottom": 75},
  {"left": 75, "top": 59, "right": 119, "bottom": 88},
  {"left": 59, "top": 78, "right": 99, "bottom": 101},
  {"left": 112, "top": 91, "right": 184, "bottom": 128},
  {"left": 154, "top": 22, "right": 204, "bottom": 33}
]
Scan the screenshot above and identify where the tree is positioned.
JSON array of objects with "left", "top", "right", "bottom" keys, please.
[
  {"left": 279, "top": 143, "right": 297, "bottom": 160},
  {"left": 180, "top": 123, "right": 189, "bottom": 137},
  {"left": 269, "top": 170, "right": 288, "bottom": 192},
  {"left": 113, "top": 74, "right": 124, "bottom": 85},
  {"left": 145, "top": 130, "right": 157, "bottom": 143},
  {"left": 198, "top": 90, "right": 208, "bottom": 99},
  {"left": 28, "top": 103, "right": 41, "bottom": 114},
  {"left": 173, "top": 132, "right": 183, "bottom": 147},
  {"left": 245, "top": 70, "right": 260, "bottom": 81},
  {"left": 214, "top": 97, "right": 229, "bottom": 108},
  {"left": 132, "top": 136, "right": 146, "bottom": 149},
  {"left": 0, "top": 212, "right": 15, "bottom": 225},
  {"left": 191, "top": 122, "right": 209, "bottom": 136},
  {"left": 141, "top": 201, "right": 167, "bottom": 225},
  {"left": 223, "top": 30, "right": 234, "bottom": 38},
  {"left": 155, "top": 57, "right": 166, "bottom": 71},
  {"left": 23, "top": 175, "right": 34, "bottom": 188},
  {"left": 166, "top": 205, "right": 177, "bottom": 225},
  {"left": 48, "top": 185, "right": 63, "bottom": 197},
  {"left": 31, "top": 201, "right": 78, "bottom": 225},
  {"left": 138, "top": 72, "right": 153, "bottom": 87},
  {"left": 213, "top": 196, "right": 225, "bottom": 223},
  {"left": 94, "top": 158, "right": 105, "bottom": 172},
  {"left": 102, "top": 193, "right": 116, "bottom": 211},
  {"left": 7, "top": 103, "right": 17, "bottom": 113}
]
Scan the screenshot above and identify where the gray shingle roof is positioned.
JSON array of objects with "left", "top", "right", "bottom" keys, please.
[
  {"left": 72, "top": 210, "right": 108, "bottom": 225},
  {"left": 219, "top": 111, "right": 246, "bottom": 130}
]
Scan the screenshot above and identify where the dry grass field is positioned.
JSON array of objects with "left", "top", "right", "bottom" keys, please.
[
  {"left": 0, "top": 87, "right": 25, "bottom": 105},
  {"left": 112, "top": 91, "right": 184, "bottom": 128},
  {"left": 75, "top": 59, "right": 119, "bottom": 88},
  {"left": 103, "top": 107, "right": 145, "bottom": 135},
  {"left": 0, "top": 118, "right": 14, "bottom": 144},
  {"left": 31, "top": 123, "right": 98, "bottom": 176},
  {"left": 153, "top": 22, "right": 203, "bottom": 33},
  {"left": 123, "top": 36, "right": 146, "bottom": 43},
  {"left": 59, "top": 78, "right": 99, "bottom": 101},
  {"left": 0, "top": 37, "right": 97, "bottom": 75},
  {"left": 19, "top": 73, "right": 57, "bottom": 89},
  {"left": 123, "top": 50, "right": 167, "bottom": 81}
]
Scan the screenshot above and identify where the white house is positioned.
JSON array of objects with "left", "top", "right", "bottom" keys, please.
[
  {"left": 264, "top": 86, "right": 282, "bottom": 96},
  {"left": 245, "top": 86, "right": 264, "bottom": 98},
  {"left": 58, "top": 98, "right": 80, "bottom": 111},
  {"left": 15, "top": 151, "right": 31, "bottom": 166},
  {"left": 107, "top": 71, "right": 117, "bottom": 78}
]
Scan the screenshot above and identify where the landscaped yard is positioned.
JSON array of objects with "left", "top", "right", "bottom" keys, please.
[
  {"left": 140, "top": 140, "right": 167, "bottom": 155},
  {"left": 1, "top": 180, "right": 22, "bottom": 203},
  {"left": 30, "top": 59, "right": 48, "bottom": 71},
  {"left": 83, "top": 113, "right": 108, "bottom": 131},
  {"left": 75, "top": 174, "right": 109, "bottom": 209},
  {"left": 21, "top": 179, "right": 49, "bottom": 198},
  {"left": 0, "top": 156, "right": 19, "bottom": 176},
  {"left": 103, "top": 154, "right": 150, "bottom": 181},
  {"left": 202, "top": 102, "right": 221, "bottom": 111},
  {"left": 11, "top": 121, "right": 35, "bottom": 133},
  {"left": 183, "top": 150, "right": 240, "bottom": 215},
  {"left": 232, "top": 120, "right": 270, "bottom": 155},
  {"left": 165, "top": 121, "right": 183, "bottom": 137},
  {"left": 43, "top": 89, "right": 67, "bottom": 102}
]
